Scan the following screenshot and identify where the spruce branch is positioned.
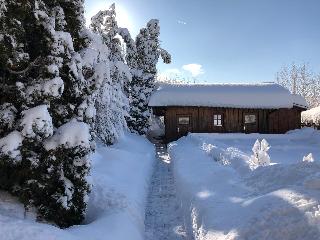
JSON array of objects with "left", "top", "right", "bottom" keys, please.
[{"left": 6, "top": 56, "right": 41, "bottom": 75}]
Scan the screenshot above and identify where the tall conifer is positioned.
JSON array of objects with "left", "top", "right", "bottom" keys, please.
[{"left": 0, "top": 0, "right": 94, "bottom": 227}]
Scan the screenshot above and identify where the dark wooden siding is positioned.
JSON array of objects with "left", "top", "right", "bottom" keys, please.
[
  {"left": 198, "top": 107, "right": 226, "bottom": 133},
  {"left": 164, "top": 107, "right": 199, "bottom": 142},
  {"left": 269, "top": 107, "right": 303, "bottom": 134},
  {"left": 152, "top": 106, "right": 303, "bottom": 142}
]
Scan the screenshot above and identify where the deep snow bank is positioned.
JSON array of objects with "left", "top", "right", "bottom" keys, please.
[
  {"left": 169, "top": 128, "right": 320, "bottom": 240},
  {"left": 0, "top": 133, "right": 155, "bottom": 240}
]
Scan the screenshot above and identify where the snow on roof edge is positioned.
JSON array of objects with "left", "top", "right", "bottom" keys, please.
[{"left": 291, "top": 94, "right": 308, "bottom": 109}]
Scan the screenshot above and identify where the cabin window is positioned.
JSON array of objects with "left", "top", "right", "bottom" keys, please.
[
  {"left": 178, "top": 116, "right": 190, "bottom": 125},
  {"left": 244, "top": 114, "right": 256, "bottom": 124},
  {"left": 213, "top": 114, "right": 223, "bottom": 126}
]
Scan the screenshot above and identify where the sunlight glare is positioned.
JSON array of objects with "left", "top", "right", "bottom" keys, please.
[{"left": 85, "top": 1, "right": 134, "bottom": 32}]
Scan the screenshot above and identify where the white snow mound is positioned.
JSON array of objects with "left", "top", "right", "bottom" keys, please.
[
  {"left": 0, "top": 131, "right": 23, "bottom": 161},
  {"left": 20, "top": 105, "right": 53, "bottom": 139},
  {"left": 170, "top": 129, "right": 320, "bottom": 240},
  {"left": 45, "top": 119, "right": 91, "bottom": 150}
]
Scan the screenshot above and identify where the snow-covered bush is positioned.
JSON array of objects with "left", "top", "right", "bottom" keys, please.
[
  {"left": 0, "top": 0, "right": 95, "bottom": 228},
  {"left": 302, "top": 106, "right": 320, "bottom": 127},
  {"left": 250, "top": 139, "right": 271, "bottom": 167}
]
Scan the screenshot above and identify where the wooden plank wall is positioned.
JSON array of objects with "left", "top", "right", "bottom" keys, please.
[
  {"left": 269, "top": 108, "right": 303, "bottom": 134},
  {"left": 198, "top": 107, "right": 226, "bottom": 133},
  {"left": 164, "top": 107, "right": 199, "bottom": 142},
  {"left": 160, "top": 106, "right": 303, "bottom": 142},
  {"left": 221, "top": 108, "right": 270, "bottom": 133}
]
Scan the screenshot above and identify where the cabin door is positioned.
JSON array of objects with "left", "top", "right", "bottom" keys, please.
[
  {"left": 243, "top": 113, "right": 258, "bottom": 133},
  {"left": 176, "top": 114, "right": 193, "bottom": 138}
]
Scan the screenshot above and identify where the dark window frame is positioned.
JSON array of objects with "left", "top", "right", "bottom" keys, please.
[
  {"left": 244, "top": 113, "right": 257, "bottom": 125},
  {"left": 177, "top": 115, "right": 191, "bottom": 125}
]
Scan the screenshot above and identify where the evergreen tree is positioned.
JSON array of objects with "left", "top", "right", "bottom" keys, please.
[
  {"left": 122, "top": 19, "right": 171, "bottom": 135},
  {"left": 90, "top": 6, "right": 171, "bottom": 137},
  {"left": 90, "top": 4, "right": 131, "bottom": 145},
  {"left": 0, "top": 0, "right": 95, "bottom": 227}
]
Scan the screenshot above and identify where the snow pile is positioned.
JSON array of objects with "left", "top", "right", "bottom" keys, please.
[
  {"left": 149, "top": 83, "right": 308, "bottom": 109},
  {"left": 44, "top": 120, "right": 91, "bottom": 150},
  {"left": 0, "top": 133, "right": 155, "bottom": 240},
  {"left": 0, "top": 131, "right": 23, "bottom": 161},
  {"left": 302, "top": 106, "right": 320, "bottom": 125},
  {"left": 169, "top": 129, "right": 320, "bottom": 240},
  {"left": 303, "top": 153, "right": 314, "bottom": 162},
  {"left": 249, "top": 139, "right": 270, "bottom": 167},
  {"left": 42, "top": 77, "right": 64, "bottom": 98}
]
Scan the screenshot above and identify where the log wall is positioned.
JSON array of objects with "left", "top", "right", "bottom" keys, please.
[{"left": 152, "top": 106, "right": 304, "bottom": 142}]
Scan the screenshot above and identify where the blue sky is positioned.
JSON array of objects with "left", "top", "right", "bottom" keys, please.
[{"left": 84, "top": 0, "right": 320, "bottom": 84}]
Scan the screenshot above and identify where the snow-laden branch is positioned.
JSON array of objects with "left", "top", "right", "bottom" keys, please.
[
  {"left": 159, "top": 48, "right": 171, "bottom": 64},
  {"left": 6, "top": 56, "right": 41, "bottom": 75}
]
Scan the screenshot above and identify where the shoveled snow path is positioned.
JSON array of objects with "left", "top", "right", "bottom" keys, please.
[{"left": 144, "top": 143, "right": 189, "bottom": 240}]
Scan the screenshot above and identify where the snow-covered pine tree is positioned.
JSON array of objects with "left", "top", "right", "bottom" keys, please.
[
  {"left": 124, "top": 19, "right": 171, "bottom": 135},
  {"left": 32, "top": 0, "right": 95, "bottom": 227},
  {"left": 59, "top": 0, "right": 86, "bottom": 51},
  {"left": 0, "top": 0, "right": 46, "bottom": 195},
  {"left": 0, "top": 0, "right": 94, "bottom": 227},
  {"left": 90, "top": 4, "right": 131, "bottom": 145}
]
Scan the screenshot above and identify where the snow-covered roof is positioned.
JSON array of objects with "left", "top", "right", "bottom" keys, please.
[
  {"left": 291, "top": 94, "right": 308, "bottom": 109},
  {"left": 149, "top": 83, "right": 308, "bottom": 109},
  {"left": 302, "top": 106, "right": 320, "bottom": 125}
]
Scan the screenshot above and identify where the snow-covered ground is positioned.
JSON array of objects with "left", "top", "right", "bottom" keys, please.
[
  {"left": 169, "top": 128, "right": 320, "bottom": 240},
  {"left": 0, "top": 133, "right": 155, "bottom": 240}
]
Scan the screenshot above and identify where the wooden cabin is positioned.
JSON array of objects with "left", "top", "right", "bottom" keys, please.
[{"left": 149, "top": 83, "right": 308, "bottom": 142}]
